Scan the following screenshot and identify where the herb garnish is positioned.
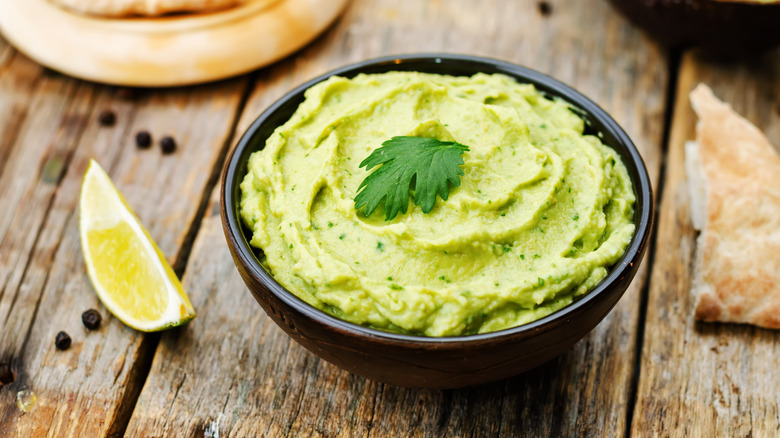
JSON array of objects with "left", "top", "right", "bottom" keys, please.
[{"left": 354, "top": 136, "right": 470, "bottom": 220}]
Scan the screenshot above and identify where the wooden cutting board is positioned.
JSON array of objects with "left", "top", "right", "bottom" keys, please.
[{"left": 0, "top": 0, "right": 348, "bottom": 86}]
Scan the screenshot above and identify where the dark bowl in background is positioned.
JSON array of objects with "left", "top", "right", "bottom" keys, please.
[
  {"left": 220, "top": 54, "right": 654, "bottom": 389},
  {"left": 607, "top": 0, "right": 780, "bottom": 56}
]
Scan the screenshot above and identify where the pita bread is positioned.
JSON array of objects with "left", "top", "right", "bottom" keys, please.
[
  {"left": 686, "top": 83, "right": 780, "bottom": 329},
  {"left": 50, "top": 0, "right": 243, "bottom": 17}
]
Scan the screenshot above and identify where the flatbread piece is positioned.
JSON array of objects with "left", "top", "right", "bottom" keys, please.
[
  {"left": 686, "top": 83, "right": 780, "bottom": 329},
  {"left": 49, "top": 0, "right": 243, "bottom": 17}
]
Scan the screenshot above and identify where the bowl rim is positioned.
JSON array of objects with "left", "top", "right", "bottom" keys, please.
[{"left": 220, "top": 53, "right": 654, "bottom": 345}]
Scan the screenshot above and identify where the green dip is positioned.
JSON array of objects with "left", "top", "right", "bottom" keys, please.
[{"left": 240, "top": 72, "right": 635, "bottom": 336}]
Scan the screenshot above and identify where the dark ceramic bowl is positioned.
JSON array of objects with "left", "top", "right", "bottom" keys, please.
[{"left": 220, "top": 54, "right": 654, "bottom": 389}]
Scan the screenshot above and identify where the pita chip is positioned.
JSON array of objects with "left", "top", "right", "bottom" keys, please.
[{"left": 685, "top": 83, "right": 780, "bottom": 329}]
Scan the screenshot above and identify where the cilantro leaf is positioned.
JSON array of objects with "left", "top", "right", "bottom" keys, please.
[{"left": 354, "top": 136, "right": 470, "bottom": 220}]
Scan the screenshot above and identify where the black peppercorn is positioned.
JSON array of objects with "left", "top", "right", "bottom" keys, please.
[
  {"left": 160, "top": 136, "right": 177, "bottom": 154},
  {"left": 55, "top": 331, "right": 71, "bottom": 350},
  {"left": 538, "top": 1, "right": 552, "bottom": 16},
  {"left": 98, "top": 110, "right": 116, "bottom": 127},
  {"left": 135, "top": 131, "right": 152, "bottom": 149},
  {"left": 0, "top": 362, "right": 13, "bottom": 385},
  {"left": 81, "top": 309, "right": 102, "bottom": 330}
]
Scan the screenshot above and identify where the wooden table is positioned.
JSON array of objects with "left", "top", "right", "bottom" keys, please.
[{"left": 1, "top": 0, "right": 778, "bottom": 436}]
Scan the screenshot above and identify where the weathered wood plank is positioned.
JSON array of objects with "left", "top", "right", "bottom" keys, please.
[
  {"left": 631, "top": 50, "right": 780, "bottom": 436},
  {"left": 0, "top": 55, "right": 92, "bottom": 347},
  {"left": 0, "top": 66, "right": 250, "bottom": 435},
  {"left": 126, "top": 0, "right": 667, "bottom": 436}
]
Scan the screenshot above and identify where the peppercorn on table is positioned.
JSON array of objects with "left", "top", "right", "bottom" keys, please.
[{"left": 1, "top": 1, "right": 779, "bottom": 436}]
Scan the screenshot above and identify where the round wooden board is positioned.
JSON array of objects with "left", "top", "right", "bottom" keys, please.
[{"left": 0, "top": 0, "right": 349, "bottom": 86}]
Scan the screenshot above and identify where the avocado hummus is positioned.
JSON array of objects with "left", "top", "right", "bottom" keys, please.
[{"left": 240, "top": 71, "right": 635, "bottom": 336}]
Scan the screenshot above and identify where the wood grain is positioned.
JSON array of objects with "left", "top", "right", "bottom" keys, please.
[
  {"left": 631, "top": 50, "right": 780, "bottom": 436},
  {"left": 0, "top": 34, "right": 13, "bottom": 75},
  {"left": 125, "top": 0, "right": 667, "bottom": 436},
  {"left": 0, "top": 66, "right": 250, "bottom": 436},
  {"left": 0, "top": 55, "right": 91, "bottom": 360}
]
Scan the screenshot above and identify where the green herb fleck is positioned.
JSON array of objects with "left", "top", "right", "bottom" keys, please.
[
  {"left": 376, "top": 241, "right": 385, "bottom": 251},
  {"left": 538, "top": 277, "right": 545, "bottom": 287},
  {"left": 573, "top": 214, "right": 579, "bottom": 221},
  {"left": 354, "top": 136, "right": 470, "bottom": 220},
  {"left": 390, "top": 284, "right": 404, "bottom": 290},
  {"left": 338, "top": 234, "right": 346, "bottom": 240}
]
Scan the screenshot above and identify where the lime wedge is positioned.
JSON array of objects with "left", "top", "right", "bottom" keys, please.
[{"left": 79, "top": 159, "right": 195, "bottom": 331}]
